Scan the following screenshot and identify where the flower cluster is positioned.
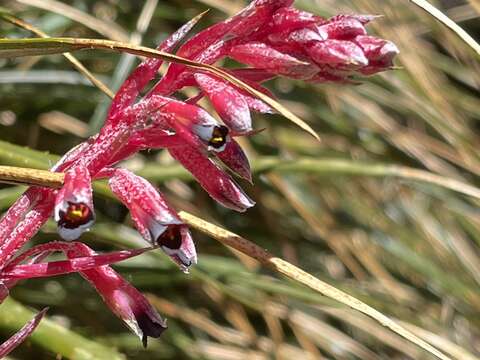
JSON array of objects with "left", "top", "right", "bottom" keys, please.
[{"left": 0, "top": 0, "right": 398, "bottom": 352}]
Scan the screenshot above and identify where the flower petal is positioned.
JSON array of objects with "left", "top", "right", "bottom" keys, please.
[
  {"left": 229, "top": 68, "right": 276, "bottom": 83},
  {"left": 109, "top": 169, "right": 182, "bottom": 241},
  {"left": 318, "top": 17, "right": 367, "bottom": 40},
  {"left": 0, "top": 189, "right": 55, "bottom": 269},
  {"left": 157, "top": 225, "right": 197, "bottom": 273},
  {"left": 355, "top": 35, "right": 399, "bottom": 72}
]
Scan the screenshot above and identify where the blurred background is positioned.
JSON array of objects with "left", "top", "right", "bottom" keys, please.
[{"left": 0, "top": 0, "right": 479, "bottom": 359}]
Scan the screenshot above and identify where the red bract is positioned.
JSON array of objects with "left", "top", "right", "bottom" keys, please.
[
  {"left": 0, "top": 0, "right": 398, "bottom": 349},
  {"left": 215, "top": 139, "right": 252, "bottom": 183},
  {"left": 307, "top": 40, "right": 368, "bottom": 68},
  {"left": 230, "top": 42, "right": 308, "bottom": 69},
  {"left": 271, "top": 7, "right": 322, "bottom": 32},
  {"left": 106, "top": 11, "right": 205, "bottom": 120},
  {"left": 169, "top": 145, "right": 255, "bottom": 212},
  {"left": 195, "top": 73, "right": 252, "bottom": 133}
]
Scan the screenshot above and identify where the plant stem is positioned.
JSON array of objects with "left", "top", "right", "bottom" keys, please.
[{"left": 0, "top": 166, "right": 63, "bottom": 189}]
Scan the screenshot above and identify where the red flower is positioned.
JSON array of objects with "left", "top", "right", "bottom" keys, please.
[
  {"left": 54, "top": 164, "right": 95, "bottom": 240},
  {"left": 108, "top": 169, "right": 197, "bottom": 272}
]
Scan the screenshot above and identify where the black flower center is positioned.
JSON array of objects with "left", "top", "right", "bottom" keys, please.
[
  {"left": 157, "top": 225, "right": 182, "bottom": 250},
  {"left": 59, "top": 202, "right": 93, "bottom": 229},
  {"left": 135, "top": 312, "right": 167, "bottom": 348},
  {"left": 208, "top": 125, "right": 229, "bottom": 149}
]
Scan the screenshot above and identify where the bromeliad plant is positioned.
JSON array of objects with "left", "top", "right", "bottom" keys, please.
[{"left": 0, "top": 0, "right": 398, "bottom": 352}]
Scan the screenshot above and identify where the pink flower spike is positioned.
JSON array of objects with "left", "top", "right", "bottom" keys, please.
[
  {"left": 229, "top": 42, "right": 308, "bottom": 70},
  {"left": 54, "top": 164, "right": 95, "bottom": 240},
  {"left": 194, "top": 73, "right": 252, "bottom": 133},
  {"left": 307, "top": 39, "right": 368, "bottom": 68},
  {"left": 169, "top": 146, "right": 255, "bottom": 212},
  {"left": 1, "top": 246, "right": 151, "bottom": 280},
  {"left": 0, "top": 307, "right": 48, "bottom": 358},
  {"left": 215, "top": 138, "right": 252, "bottom": 183},
  {"left": 108, "top": 169, "right": 197, "bottom": 270}
]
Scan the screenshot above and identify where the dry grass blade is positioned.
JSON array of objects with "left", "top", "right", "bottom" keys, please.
[
  {"left": 0, "top": 12, "right": 114, "bottom": 98},
  {"left": 178, "top": 211, "right": 451, "bottom": 360},
  {"left": 400, "top": 321, "right": 480, "bottom": 360},
  {"left": 147, "top": 296, "right": 251, "bottom": 346},
  {"left": 257, "top": 158, "right": 480, "bottom": 201},
  {"left": 14, "top": 0, "right": 129, "bottom": 42},
  {"left": 407, "top": 0, "right": 480, "bottom": 56},
  {"left": 0, "top": 37, "right": 319, "bottom": 140}
]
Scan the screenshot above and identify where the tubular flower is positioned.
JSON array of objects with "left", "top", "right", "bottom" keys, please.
[
  {"left": 108, "top": 169, "right": 197, "bottom": 271},
  {"left": 54, "top": 164, "right": 95, "bottom": 240},
  {"left": 0, "top": 0, "right": 398, "bottom": 348},
  {"left": 67, "top": 244, "right": 167, "bottom": 347}
]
